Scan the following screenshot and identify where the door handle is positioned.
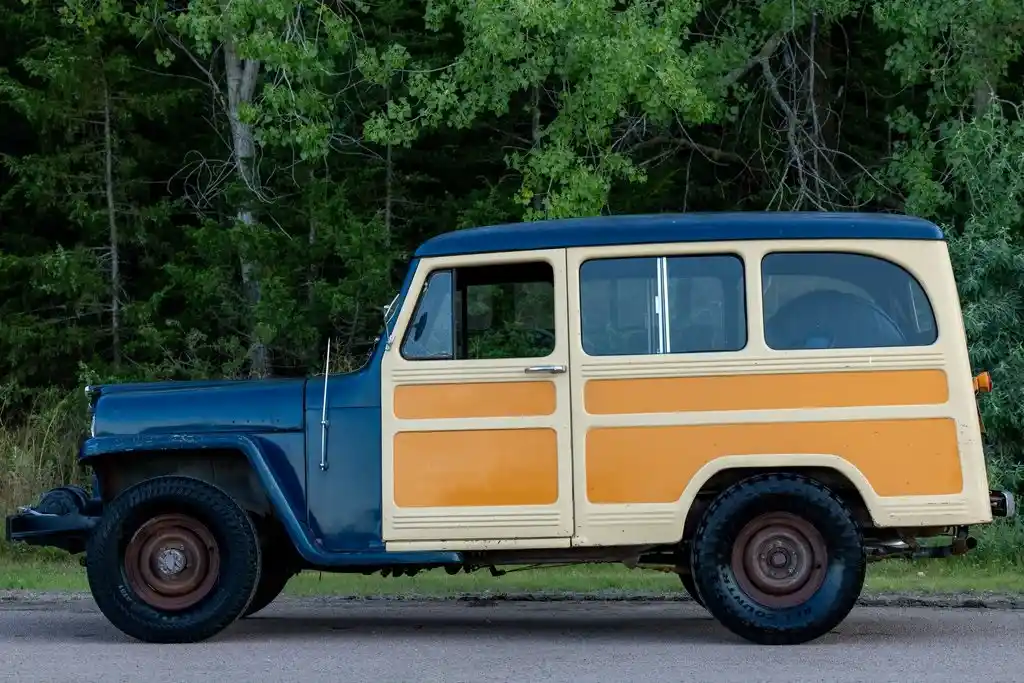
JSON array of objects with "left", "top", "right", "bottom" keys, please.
[{"left": 524, "top": 364, "right": 567, "bottom": 374}]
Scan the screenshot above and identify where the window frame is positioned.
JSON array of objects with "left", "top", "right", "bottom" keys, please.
[{"left": 398, "top": 259, "right": 558, "bottom": 362}]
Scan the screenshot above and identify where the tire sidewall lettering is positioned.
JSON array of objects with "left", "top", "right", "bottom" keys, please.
[{"left": 690, "top": 473, "right": 865, "bottom": 645}]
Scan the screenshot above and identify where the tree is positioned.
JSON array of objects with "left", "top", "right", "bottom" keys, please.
[
  {"left": 0, "top": 2, "right": 188, "bottom": 391},
  {"left": 62, "top": 0, "right": 364, "bottom": 376},
  {"left": 363, "top": 0, "right": 716, "bottom": 219}
]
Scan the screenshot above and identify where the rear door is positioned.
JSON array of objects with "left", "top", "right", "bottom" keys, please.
[
  {"left": 380, "top": 249, "right": 575, "bottom": 547},
  {"left": 564, "top": 244, "right": 750, "bottom": 547}
]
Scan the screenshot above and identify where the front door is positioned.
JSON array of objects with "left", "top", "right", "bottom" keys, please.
[{"left": 380, "top": 249, "right": 574, "bottom": 547}]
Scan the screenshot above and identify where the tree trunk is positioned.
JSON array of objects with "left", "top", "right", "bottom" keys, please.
[
  {"left": 974, "top": 81, "right": 993, "bottom": 118},
  {"left": 384, "top": 84, "right": 394, "bottom": 238},
  {"left": 308, "top": 218, "right": 317, "bottom": 307},
  {"left": 807, "top": 11, "right": 834, "bottom": 202},
  {"left": 224, "top": 39, "right": 269, "bottom": 377},
  {"left": 531, "top": 85, "right": 543, "bottom": 213},
  {"left": 103, "top": 78, "right": 121, "bottom": 369},
  {"left": 385, "top": 141, "right": 394, "bottom": 236}
]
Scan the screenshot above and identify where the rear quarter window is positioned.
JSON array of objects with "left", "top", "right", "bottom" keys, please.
[{"left": 761, "top": 251, "right": 937, "bottom": 350}]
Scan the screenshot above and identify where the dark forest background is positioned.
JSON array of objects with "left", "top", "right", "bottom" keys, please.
[{"left": 2, "top": 0, "right": 1024, "bottom": 502}]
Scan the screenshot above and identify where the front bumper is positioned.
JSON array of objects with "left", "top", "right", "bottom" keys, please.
[
  {"left": 5, "top": 509, "right": 98, "bottom": 554},
  {"left": 991, "top": 490, "right": 1017, "bottom": 519},
  {"left": 4, "top": 485, "right": 101, "bottom": 555}
]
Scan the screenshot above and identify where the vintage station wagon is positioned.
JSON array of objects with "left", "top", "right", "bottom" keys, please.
[{"left": 6, "top": 211, "right": 1016, "bottom": 645}]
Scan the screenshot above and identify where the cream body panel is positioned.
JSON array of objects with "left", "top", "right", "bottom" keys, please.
[
  {"left": 381, "top": 249, "right": 576, "bottom": 547},
  {"left": 565, "top": 238, "right": 990, "bottom": 548}
]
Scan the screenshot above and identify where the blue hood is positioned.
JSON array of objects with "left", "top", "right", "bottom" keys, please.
[{"left": 91, "top": 377, "right": 308, "bottom": 436}]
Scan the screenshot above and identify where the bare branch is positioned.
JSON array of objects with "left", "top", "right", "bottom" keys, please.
[
  {"left": 721, "top": 32, "right": 786, "bottom": 90},
  {"left": 164, "top": 31, "right": 225, "bottom": 109}
]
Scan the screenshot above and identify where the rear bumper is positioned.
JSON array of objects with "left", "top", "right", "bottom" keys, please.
[
  {"left": 990, "top": 490, "right": 1017, "bottom": 519},
  {"left": 4, "top": 485, "right": 102, "bottom": 555}
]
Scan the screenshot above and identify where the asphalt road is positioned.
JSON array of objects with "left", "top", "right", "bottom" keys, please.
[{"left": 1, "top": 594, "right": 1022, "bottom": 683}]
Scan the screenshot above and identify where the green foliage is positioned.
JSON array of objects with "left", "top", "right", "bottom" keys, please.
[
  {"left": 363, "top": 0, "right": 715, "bottom": 218},
  {"left": 0, "top": 0, "right": 1023, "bottom": 498},
  {"left": 873, "top": 0, "right": 1024, "bottom": 113}
]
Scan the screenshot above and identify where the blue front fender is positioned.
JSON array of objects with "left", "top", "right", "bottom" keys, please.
[{"left": 81, "top": 434, "right": 462, "bottom": 569}]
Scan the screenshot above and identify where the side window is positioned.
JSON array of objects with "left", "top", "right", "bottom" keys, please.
[
  {"left": 401, "top": 261, "right": 555, "bottom": 360},
  {"left": 579, "top": 257, "right": 659, "bottom": 356},
  {"left": 400, "top": 270, "right": 454, "bottom": 360},
  {"left": 761, "top": 251, "right": 937, "bottom": 350},
  {"left": 579, "top": 254, "right": 746, "bottom": 356},
  {"left": 666, "top": 255, "right": 747, "bottom": 353}
]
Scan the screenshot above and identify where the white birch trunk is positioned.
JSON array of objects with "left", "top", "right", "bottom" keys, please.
[
  {"left": 224, "top": 40, "right": 269, "bottom": 377},
  {"left": 103, "top": 79, "right": 121, "bottom": 368}
]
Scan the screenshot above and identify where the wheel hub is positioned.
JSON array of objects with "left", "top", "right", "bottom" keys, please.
[
  {"left": 730, "top": 511, "right": 827, "bottom": 608},
  {"left": 123, "top": 513, "right": 221, "bottom": 611},
  {"left": 156, "top": 547, "right": 188, "bottom": 576}
]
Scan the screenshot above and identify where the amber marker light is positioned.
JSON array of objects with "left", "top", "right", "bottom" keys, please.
[{"left": 973, "top": 371, "right": 993, "bottom": 393}]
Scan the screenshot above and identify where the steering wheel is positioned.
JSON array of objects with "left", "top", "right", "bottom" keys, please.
[
  {"left": 529, "top": 327, "right": 556, "bottom": 345},
  {"left": 765, "top": 290, "right": 907, "bottom": 350}
]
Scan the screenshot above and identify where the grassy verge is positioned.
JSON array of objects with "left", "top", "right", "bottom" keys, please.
[
  {"left": 3, "top": 520, "right": 1022, "bottom": 597},
  {"left": 1, "top": 554, "right": 1023, "bottom": 597},
  {"left": 0, "top": 389, "right": 89, "bottom": 520}
]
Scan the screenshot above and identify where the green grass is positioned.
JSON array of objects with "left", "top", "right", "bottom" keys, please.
[
  {"left": 2, "top": 517, "right": 1021, "bottom": 597},
  {"left": 2, "top": 551, "right": 1022, "bottom": 597}
]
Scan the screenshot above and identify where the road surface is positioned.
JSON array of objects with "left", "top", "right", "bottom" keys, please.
[{"left": 1, "top": 594, "right": 1022, "bottom": 682}]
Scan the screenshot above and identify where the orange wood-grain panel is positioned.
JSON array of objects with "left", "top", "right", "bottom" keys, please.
[
  {"left": 395, "top": 381, "right": 556, "bottom": 419},
  {"left": 394, "top": 428, "right": 558, "bottom": 507},
  {"left": 584, "top": 369, "right": 949, "bottom": 415},
  {"left": 585, "top": 418, "right": 961, "bottom": 503}
]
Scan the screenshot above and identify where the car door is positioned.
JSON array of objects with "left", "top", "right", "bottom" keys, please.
[
  {"left": 380, "top": 249, "right": 574, "bottom": 548},
  {"left": 565, "top": 244, "right": 750, "bottom": 547}
]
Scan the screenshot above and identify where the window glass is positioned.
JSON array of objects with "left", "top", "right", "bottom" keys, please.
[
  {"left": 579, "top": 257, "right": 659, "bottom": 356},
  {"left": 761, "top": 251, "right": 937, "bottom": 350},
  {"left": 665, "top": 255, "right": 747, "bottom": 353},
  {"left": 401, "top": 261, "right": 555, "bottom": 360},
  {"left": 579, "top": 254, "right": 746, "bottom": 356},
  {"left": 400, "top": 270, "right": 454, "bottom": 360}
]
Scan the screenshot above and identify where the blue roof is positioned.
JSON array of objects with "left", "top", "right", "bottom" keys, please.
[{"left": 413, "top": 212, "right": 944, "bottom": 258}]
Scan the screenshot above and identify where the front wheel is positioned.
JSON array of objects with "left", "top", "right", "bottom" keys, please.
[
  {"left": 242, "top": 560, "right": 295, "bottom": 618},
  {"left": 678, "top": 572, "right": 704, "bottom": 607},
  {"left": 690, "top": 473, "right": 865, "bottom": 645},
  {"left": 242, "top": 523, "right": 300, "bottom": 618},
  {"left": 85, "top": 476, "right": 262, "bottom": 643}
]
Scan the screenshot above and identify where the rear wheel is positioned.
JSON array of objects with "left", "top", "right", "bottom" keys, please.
[
  {"left": 690, "top": 473, "right": 865, "bottom": 645},
  {"left": 85, "top": 476, "right": 262, "bottom": 643}
]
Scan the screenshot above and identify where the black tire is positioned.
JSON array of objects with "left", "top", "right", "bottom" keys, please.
[
  {"left": 85, "top": 475, "right": 262, "bottom": 644},
  {"left": 241, "top": 516, "right": 300, "bottom": 618},
  {"left": 678, "top": 572, "right": 704, "bottom": 607},
  {"left": 690, "top": 473, "right": 865, "bottom": 645},
  {"left": 242, "top": 547, "right": 298, "bottom": 618}
]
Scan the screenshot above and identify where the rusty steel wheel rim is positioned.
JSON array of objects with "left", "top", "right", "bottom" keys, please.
[
  {"left": 730, "top": 511, "right": 827, "bottom": 608},
  {"left": 123, "top": 513, "right": 221, "bottom": 611}
]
